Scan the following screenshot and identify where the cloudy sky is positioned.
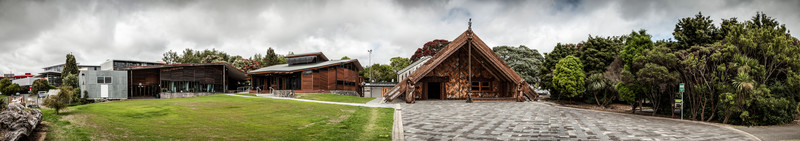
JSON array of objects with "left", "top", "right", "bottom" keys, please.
[{"left": 1, "top": 0, "right": 799, "bottom": 74}]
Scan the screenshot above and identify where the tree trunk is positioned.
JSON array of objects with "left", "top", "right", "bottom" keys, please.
[
  {"left": 593, "top": 92, "right": 602, "bottom": 108},
  {"left": 722, "top": 114, "right": 730, "bottom": 124},
  {"left": 706, "top": 113, "right": 715, "bottom": 122}
]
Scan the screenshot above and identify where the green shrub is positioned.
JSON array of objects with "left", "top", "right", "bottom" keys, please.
[
  {"left": 44, "top": 86, "right": 73, "bottom": 115},
  {"left": 751, "top": 97, "right": 797, "bottom": 125},
  {"left": 616, "top": 83, "right": 636, "bottom": 104},
  {"left": 553, "top": 55, "right": 585, "bottom": 98}
]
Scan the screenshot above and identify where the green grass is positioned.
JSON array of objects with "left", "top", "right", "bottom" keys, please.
[
  {"left": 43, "top": 94, "right": 393, "bottom": 140},
  {"left": 42, "top": 109, "right": 93, "bottom": 141},
  {"left": 234, "top": 93, "right": 257, "bottom": 97},
  {"left": 294, "top": 94, "right": 376, "bottom": 104}
]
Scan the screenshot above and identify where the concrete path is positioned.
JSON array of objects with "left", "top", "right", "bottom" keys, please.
[
  {"left": 402, "top": 100, "right": 759, "bottom": 141},
  {"left": 736, "top": 125, "right": 800, "bottom": 141},
  {"left": 225, "top": 94, "right": 394, "bottom": 108}
]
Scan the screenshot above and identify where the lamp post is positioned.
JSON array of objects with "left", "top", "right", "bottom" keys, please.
[{"left": 368, "top": 49, "right": 373, "bottom": 83}]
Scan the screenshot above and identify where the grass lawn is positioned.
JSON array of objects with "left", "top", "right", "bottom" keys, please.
[
  {"left": 294, "top": 94, "right": 376, "bottom": 104},
  {"left": 43, "top": 94, "right": 393, "bottom": 140},
  {"left": 234, "top": 93, "right": 257, "bottom": 97}
]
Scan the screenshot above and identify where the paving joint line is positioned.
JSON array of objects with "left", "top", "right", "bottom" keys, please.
[{"left": 538, "top": 101, "right": 762, "bottom": 141}]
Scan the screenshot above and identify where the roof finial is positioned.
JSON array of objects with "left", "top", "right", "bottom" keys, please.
[{"left": 468, "top": 18, "right": 472, "bottom": 30}]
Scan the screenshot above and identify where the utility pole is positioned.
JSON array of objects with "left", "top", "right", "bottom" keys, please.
[{"left": 368, "top": 49, "right": 373, "bottom": 83}]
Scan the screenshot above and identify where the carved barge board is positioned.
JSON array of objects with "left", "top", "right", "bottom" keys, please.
[
  {"left": 412, "top": 44, "right": 515, "bottom": 99},
  {"left": 384, "top": 28, "right": 539, "bottom": 102}
]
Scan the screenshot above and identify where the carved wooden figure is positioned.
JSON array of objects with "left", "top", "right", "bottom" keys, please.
[{"left": 406, "top": 77, "right": 416, "bottom": 103}]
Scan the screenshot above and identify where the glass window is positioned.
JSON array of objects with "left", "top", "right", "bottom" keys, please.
[
  {"left": 105, "top": 77, "right": 112, "bottom": 83},
  {"left": 97, "top": 77, "right": 104, "bottom": 83},
  {"left": 471, "top": 82, "right": 491, "bottom": 91}
]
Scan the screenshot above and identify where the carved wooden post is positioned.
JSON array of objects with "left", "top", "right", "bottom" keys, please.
[
  {"left": 516, "top": 80, "right": 524, "bottom": 102},
  {"left": 405, "top": 77, "right": 415, "bottom": 104}
]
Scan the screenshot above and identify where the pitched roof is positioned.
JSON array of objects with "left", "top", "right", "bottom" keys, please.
[
  {"left": 286, "top": 52, "right": 329, "bottom": 61},
  {"left": 384, "top": 29, "right": 531, "bottom": 101},
  {"left": 397, "top": 56, "right": 432, "bottom": 75},
  {"left": 248, "top": 59, "right": 362, "bottom": 74},
  {"left": 106, "top": 59, "right": 166, "bottom": 64},
  {"left": 119, "top": 62, "right": 247, "bottom": 80}
]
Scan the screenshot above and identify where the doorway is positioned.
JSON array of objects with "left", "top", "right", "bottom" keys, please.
[{"left": 427, "top": 82, "right": 441, "bottom": 100}]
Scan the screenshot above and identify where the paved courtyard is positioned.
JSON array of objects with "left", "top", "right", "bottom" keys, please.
[{"left": 402, "top": 101, "right": 757, "bottom": 141}]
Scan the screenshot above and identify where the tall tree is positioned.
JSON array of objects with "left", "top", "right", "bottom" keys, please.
[
  {"left": 251, "top": 53, "right": 263, "bottom": 64},
  {"left": 0, "top": 78, "right": 9, "bottom": 95},
  {"left": 618, "top": 30, "right": 654, "bottom": 113},
  {"left": 62, "top": 73, "right": 78, "bottom": 88},
  {"left": 539, "top": 43, "right": 579, "bottom": 99},
  {"left": 673, "top": 12, "right": 720, "bottom": 50},
  {"left": 162, "top": 50, "right": 179, "bottom": 64},
  {"left": 553, "top": 55, "right": 585, "bottom": 98},
  {"left": 62, "top": 53, "right": 79, "bottom": 81},
  {"left": 340, "top": 56, "right": 351, "bottom": 60},
  {"left": 31, "top": 79, "right": 55, "bottom": 94},
  {"left": 3, "top": 84, "right": 20, "bottom": 95},
  {"left": 263, "top": 47, "right": 281, "bottom": 66},
  {"left": 178, "top": 48, "right": 200, "bottom": 63},
  {"left": 621, "top": 30, "right": 654, "bottom": 69},
  {"left": 633, "top": 46, "right": 680, "bottom": 115},
  {"left": 579, "top": 36, "right": 625, "bottom": 75},
  {"left": 232, "top": 58, "right": 262, "bottom": 73},
  {"left": 411, "top": 39, "right": 449, "bottom": 62},
  {"left": 359, "top": 64, "right": 396, "bottom": 82},
  {"left": 493, "top": 45, "right": 545, "bottom": 84},
  {"left": 730, "top": 12, "right": 800, "bottom": 85},
  {"left": 202, "top": 53, "right": 227, "bottom": 63},
  {"left": 389, "top": 57, "right": 411, "bottom": 73}
]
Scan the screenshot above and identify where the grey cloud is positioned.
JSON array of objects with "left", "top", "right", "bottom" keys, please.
[{"left": 1, "top": 0, "right": 799, "bottom": 74}]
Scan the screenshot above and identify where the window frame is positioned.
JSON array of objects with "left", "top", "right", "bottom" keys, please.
[
  {"left": 470, "top": 81, "right": 491, "bottom": 92},
  {"left": 97, "top": 76, "right": 112, "bottom": 84}
]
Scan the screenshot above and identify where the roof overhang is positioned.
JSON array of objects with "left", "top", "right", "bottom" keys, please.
[
  {"left": 248, "top": 59, "right": 362, "bottom": 75},
  {"left": 121, "top": 63, "right": 247, "bottom": 81}
]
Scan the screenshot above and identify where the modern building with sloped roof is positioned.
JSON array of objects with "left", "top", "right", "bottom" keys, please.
[
  {"left": 248, "top": 52, "right": 363, "bottom": 95},
  {"left": 397, "top": 56, "right": 432, "bottom": 82},
  {"left": 118, "top": 62, "right": 247, "bottom": 99}
]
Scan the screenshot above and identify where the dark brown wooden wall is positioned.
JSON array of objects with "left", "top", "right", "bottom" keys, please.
[
  {"left": 418, "top": 45, "right": 512, "bottom": 99},
  {"left": 130, "top": 69, "right": 160, "bottom": 86},
  {"left": 259, "top": 62, "right": 362, "bottom": 94},
  {"left": 313, "top": 69, "right": 328, "bottom": 90},
  {"left": 160, "top": 66, "right": 224, "bottom": 84},
  {"left": 301, "top": 71, "right": 313, "bottom": 91}
]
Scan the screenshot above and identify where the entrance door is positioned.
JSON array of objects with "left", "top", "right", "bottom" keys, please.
[
  {"left": 428, "top": 82, "right": 441, "bottom": 100},
  {"left": 101, "top": 84, "right": 109, "bottom": 98}
]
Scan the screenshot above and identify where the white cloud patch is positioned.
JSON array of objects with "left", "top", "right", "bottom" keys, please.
[{"left": 0, "top": 0, "right": 799, "bottom": 74}]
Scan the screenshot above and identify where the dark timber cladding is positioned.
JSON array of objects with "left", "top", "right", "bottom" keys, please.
[
  {"left": 248, "top": 52, "right": 363, "bottom": 94},
  {"left": 120, "top": 63, "right": 247, "bottom": 98},
  {"left": 383, "top": 27, "right": 538, "bottom": 102}
]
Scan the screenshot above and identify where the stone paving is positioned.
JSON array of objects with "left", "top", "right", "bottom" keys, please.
[{"left": 402, "top": 100, "right": 756, "bottom": 141}]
